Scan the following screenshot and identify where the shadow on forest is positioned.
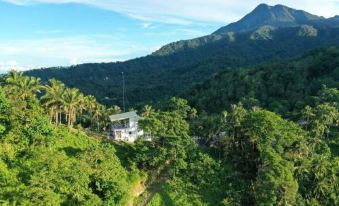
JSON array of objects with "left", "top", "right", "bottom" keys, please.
[
  {"left": 60, "top": 147, "right": 83, "bottom": 157},
  {"left": 158, "top": 190, "right": 175, "bottom": 206},
  {"left": 108, "top": 141, "right": 136, "bottom": 169}
]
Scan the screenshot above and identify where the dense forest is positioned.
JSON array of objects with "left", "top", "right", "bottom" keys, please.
[
  {"left": 26, "top": 25, "right": 339, "bottom": 108},
  {"left": 0, "top": 46, "right": 338, "bottom": 205},
  {"left": 186, "top": 47, "right": 339, "bottom": 115}
]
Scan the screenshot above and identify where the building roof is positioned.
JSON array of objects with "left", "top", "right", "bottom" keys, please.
[{"left": 109, "top": 111, "right": 141, "bottom": 122}]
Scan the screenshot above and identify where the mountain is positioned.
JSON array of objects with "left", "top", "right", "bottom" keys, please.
[
  {"left": 214, "top": 4, "right": 324, "bottom": 34},
  {"left": 26, "top": 4, "right": 339, "bottom": 108},
  {"left": 154, "top": 4, "right": 339, "bottom": 56}
]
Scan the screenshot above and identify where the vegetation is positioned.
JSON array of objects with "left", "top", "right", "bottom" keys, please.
[
  {"left": 3, "top": 71, "right": 121, "bottom": 131},
  {"left": 187, "top": 47, "right": 339, "bottom": 116},
  {"left": 24, "top": 4, "right": 339, "bottom": 108},
  {"left": 0, "top": 74, "right": 139, "bottom": 205},
  {"left": 25, "top": 26, "right": 339, "bottom": 108},
  {"left": 0, "top": 45, "right": 338, "bottom": 206},
  {"left": 132, "top": 85, "right": 338, "bottom": 206},
  {"left": 1, "top": 5, "right": 339, "bottom": 203}
]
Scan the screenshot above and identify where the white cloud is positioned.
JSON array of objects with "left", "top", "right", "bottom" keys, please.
[
  {"left": 142, "top": 22, "right": 152, "bottom": 29},
  {"left": 0, "top": 35, "right": 151, "bottom": 72},
  {"left": 2, "top": 0, "right": 339, "bottom": 24},
  {"left": 69, "top": 58, "right": 78, "bottom": 65},
  {"left": 0, "top": 60, "right": 33, "bottom": 73}
]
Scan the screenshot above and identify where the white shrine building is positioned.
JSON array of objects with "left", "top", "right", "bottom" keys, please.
[{"left": 108, "top": 111, "right": 145, "bottom": 142}]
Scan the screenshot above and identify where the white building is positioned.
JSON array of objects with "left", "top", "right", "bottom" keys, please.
[{"left": 108, "top": 111, "right": 144, "bottom": 142}]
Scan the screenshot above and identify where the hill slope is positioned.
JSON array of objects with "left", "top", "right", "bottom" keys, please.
[
  {"left": 186, "top": 47, "right": 339, "bottom": 114},
  {"left": 26, "top": 4, "right": 339, "bottom": 107}
]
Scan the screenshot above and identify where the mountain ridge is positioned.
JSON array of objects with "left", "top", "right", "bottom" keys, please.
[
  {"left": 213, "top": 3, "right": 325, "bottom": 34},
  {"left": 153, "top": 4, "right": 338, "bottom": 56},
  {"left": 25, "top": 4, "right": 339, "bottom": 107}
]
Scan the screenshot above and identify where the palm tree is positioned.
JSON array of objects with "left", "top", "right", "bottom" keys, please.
[
  {"left": 84, "top": 95, "right": 97, "bottom": 127},
  {"left": 61, "top": 88, "right": 82, "bottom": 127},
  {"left": 4, "top": 71, "right": 42, "bottom": 101},
  {"left": 92, "top": 103, "right": 105, "bottom": 131},
  {"left": 4, "top": 70, "right": 24, "bottom": 99},
  {"left": 41, "top": 79, "right": 65, "bottom": 124},
  {"left": 77, "top": 94, "right": 86, "bottom": 123},
  {"left": 20, "top": 76, "right": 42, "bottom": 100},
  {"left": 106, "top": 105, "right": 121, "bottom": 115},
  {"left": 142, "top": 105, "right": 154, "bottom": 117},
  {"left": 5, "top": 70, "right": 24, "bottom": 85},
  {"left": 102, "top": 105, "right": 121, "bottom": 131}
]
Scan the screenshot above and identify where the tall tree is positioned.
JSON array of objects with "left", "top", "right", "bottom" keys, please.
[
  {"left": 92, "top": 103, "right": 104, "bottom": 131},
  {"left": 41, "top": 79, "right": 65, "bottom": 124},
  {"left": 84, "top": 95, "right": 97, "bottom": 127},
  {"left": 4, "top": 71, "right": 41, "bottom": 101},
  {"left": 61, "top": 88, "right": 82, "bottom": 127}
]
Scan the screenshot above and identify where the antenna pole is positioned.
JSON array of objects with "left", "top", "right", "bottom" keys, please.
[{"left": 122, "top": 72, "right": 126, "bottom": 112}]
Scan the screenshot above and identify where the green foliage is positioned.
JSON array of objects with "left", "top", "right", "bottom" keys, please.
[
  {"left": 187, "top": 47, "right": 339, "bottom": 115},
  {"left": 136, "top": 101, "right": 194, "bottom": 172},
  {"left": 213, "top": 105, "right": 305, "bottom": 205},
  {"left": 0, "top": 89, "right": 9, "bottom": 135},
  {"left": 0, "top": 47, "right": 338, "bottom": 206},
  {"left": 0, "top": 82, "right": 137, "bottom": 205},
  {"left": 2, "top": 71, "right": 120, "bottom": 132},
  {"left": 25, "top": 28, "right": 339, "bottom": 108}
]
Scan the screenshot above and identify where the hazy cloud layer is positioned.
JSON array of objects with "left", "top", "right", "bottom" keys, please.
[{"left": 0, "top": 35, "right": 151, "bottom": 73}]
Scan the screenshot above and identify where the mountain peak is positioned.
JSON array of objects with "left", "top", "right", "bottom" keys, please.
[
  {"left": 214, "top": 4, "right": 323, "bottom": 34},
  {"left": 255, "top": 3, "right": 270, "bottom": 9}
]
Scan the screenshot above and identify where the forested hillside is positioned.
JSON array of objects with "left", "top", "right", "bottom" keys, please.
[
  {"left": 187, "top": 47, "right": 339, "bottom": 115},
  {"left": 0, "top": 73, "right": 140, "bottom": 205},
  {"left": 1, "top": 46, "right": 338, "bottom": 205},
  {"left": 25, "top": 4, "right": 339, "bottom": 108},
  {"left": 1, "top": 3, "right": 338, "bottom": 206}
]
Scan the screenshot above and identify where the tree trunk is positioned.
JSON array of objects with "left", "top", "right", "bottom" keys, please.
[
  {"left": 59, "top": 112, "right": 62, "bottom": 125},
  {"left": 66, "top": 113, "right": 70, "bottom": 127},
  {"left": 55, "top": 111, "right": 58, "bottom": 124}
]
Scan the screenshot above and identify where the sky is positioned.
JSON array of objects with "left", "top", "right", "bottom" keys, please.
[{"left": 0, "top": 0, "right": 339, "bottom": 73}]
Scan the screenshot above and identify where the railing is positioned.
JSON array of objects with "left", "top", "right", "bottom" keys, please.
[{"left": 111, "top": 125, "right": 129, "bottom": 129}]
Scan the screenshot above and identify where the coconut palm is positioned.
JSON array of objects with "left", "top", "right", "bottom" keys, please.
[
  {"left": 92, "top": 103, "right": 105, "bottom": 131},
  {"left": 19, "top": 76, "right": 42, "bottom": 100},
  {"left": 101, "top": 105, "right": 121, "bottom": 131},
  {"left": 77, "top": 94, "right": 86, "bottom": 123},
  {"left": 5, "top": 71, "right": 41, "bottom": 100},
  {"left": 41, "top": 79, "right": 66, "bottom": 124},
  {"left": 4, "top": 71, "right": 24, "bottom": 99},
  {"left": 106, "top": 105, "right": 121, "bottom": 115},
  {"left": 84, "top": 95, "right": 97, "bottom": 126},
  {"left": 142, "top": 105, "right": 154, "bottom": 117},
  {"left": 5, "top": 70, "right": 25, "bottom": 85},
  {"left": 61, "top": 88, "right": 82, "bottom": 127}
]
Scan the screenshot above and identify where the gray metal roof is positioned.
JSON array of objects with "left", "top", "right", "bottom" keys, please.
[{"left": 109, "top": 111, "right": 141, "bottom": 122}]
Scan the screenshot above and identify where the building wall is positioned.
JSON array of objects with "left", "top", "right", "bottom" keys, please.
[{"left": 110, "top": 117, "right": 143, "bottom": 142}]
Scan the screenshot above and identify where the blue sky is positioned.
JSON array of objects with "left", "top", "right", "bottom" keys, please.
[{"left": 0, "top": 0, "right": 339, "bottom": 72}]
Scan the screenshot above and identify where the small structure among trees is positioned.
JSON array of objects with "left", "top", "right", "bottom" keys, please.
[{"left": 108, "top": 111, "right": 144, "bottom": 142}]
